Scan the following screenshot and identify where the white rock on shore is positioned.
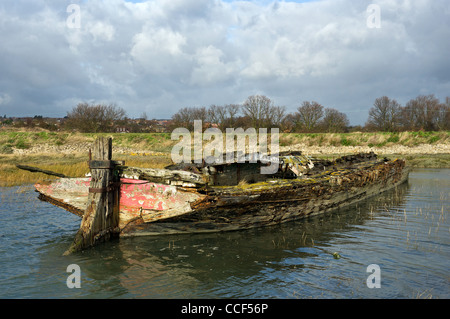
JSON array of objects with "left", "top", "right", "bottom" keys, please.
[
  {"left": 280, "top": 143, "right": 450, "bottom": 156},
  {"left": 12, "top": 142, "right": 450, "bottom": 156},
  {"left": 11, "top": 143, "right": 155, "bottom": 156}
]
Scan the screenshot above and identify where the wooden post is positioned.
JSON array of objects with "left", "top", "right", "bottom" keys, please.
[{"left": 64, "top": 137, "right": 120, "bottom": 255}]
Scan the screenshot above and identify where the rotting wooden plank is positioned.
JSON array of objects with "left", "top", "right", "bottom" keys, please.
[
  {"left": 118, "top": 166, "right": 207, "bottom": 185},
  {"left": 64, "top": 137, "right": 120, "bottom": 255},
  {"left": 16, "top": 164, "right": 69, "bottom": 178},
  {"left": 35, "top": 178, "right": 90, "bottom": 216}
]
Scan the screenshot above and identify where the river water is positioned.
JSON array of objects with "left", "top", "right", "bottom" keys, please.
[{"left": 0, "top": 168, "right": 448, "bottom": 299}]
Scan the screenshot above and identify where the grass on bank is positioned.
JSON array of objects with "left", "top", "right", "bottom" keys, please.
[
  {"left": 1, "top": 130, "right": 449, "bottom": 153},
  {"left": 278, "top": 131, "right": 450, "bottom": 148},
  {"left": 0, "top": 129, "right": 449, "bottom": 187},
  {"left": 0, "top": 130, "right": 175, "bottom": 154}
]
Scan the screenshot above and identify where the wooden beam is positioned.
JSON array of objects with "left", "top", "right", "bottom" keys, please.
[
  {"left": 16, "top": 164, "right": 69, "bottom": 178},
  {"left": 64, "top": 137, "right": 120, "bottom": 255},
  {"left": 118, "top": 166, "right": 207, "bottom": 185}
]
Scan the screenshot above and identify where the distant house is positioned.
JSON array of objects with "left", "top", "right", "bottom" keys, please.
[
  {"left": 156, "top": 120, "right": 168, "bottom": 126},
  {"left": 116, "top": 127, "right": 130, "bottom": 133}
]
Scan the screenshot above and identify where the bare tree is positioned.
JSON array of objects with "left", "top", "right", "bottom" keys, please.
[
  {"left": 321, "top": 108, "right": 349, "bottom": 133},
  {"left": 208, "top": 105, "right": 226, "bottom": 129},
  {"left": 269, "top": 105, "right": 287, "bottom": 128},
  {"left": 171, "top": 107, "right": 194, "bottom": 130},
  {"left": 280, "top": 113, "right": 297, "bottom": 132},
  {"left": 241, "top": 95, "right": 287, "bottom": 129},
  {"left": 65, "top": 103, "right": 127, "bottom": 133},
  {"left": 171, "top": 106, "right": 208, "bottom": 131},
  {"left": 225, "top": 104, "right": 240, "bottom": 128},
  {"left": 192, "top": 106, "right": 208, "bottom": 127},
  {"left": 366, "top": 96, "right": 401, "bottom": 132},
  {"left": 434, "top": 97, "right": 450, "bottom": 131},
  {"left": 400, "top": 94, "right": 441, "bottom": 131},
  {"left": 295, "top": 101, "right": 324, "bottom": 132},
  {"left": 208, "top": 104, "right": 242, "bottom": 129},
  {"left": 242, "top": 95, "right": 273, "bottom": 129}
]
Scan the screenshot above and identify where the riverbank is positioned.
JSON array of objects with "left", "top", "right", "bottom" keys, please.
[{"left": 1, "top": 130, "right": 449, "bottom": 186}]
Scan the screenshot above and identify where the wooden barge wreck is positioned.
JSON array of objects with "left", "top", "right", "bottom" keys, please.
[
  {"left": 34, "top": 143, "right": 408, "bottom": 232},
  {"left": 31, "top": 138, "right": 409, "bottom": 253}
]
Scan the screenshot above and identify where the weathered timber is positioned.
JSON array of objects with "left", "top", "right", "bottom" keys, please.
[
  {"left": 16, "top": 164, "right": 69, "bottom": 178},
  {"left": 64, "top": 137, "right": 120, "bottom": 255},
  {"left": 88, "top": 160, "right": 124, "bottom": 169},
  {"left": 35, "top": 177, "right": 204, "bottom": 229},
  {"left": 121, "top": 159, "right": 410, "bottom": 236},
  {"left": 33, "top": 147, "right": 411, "bottom": 239},
  {"left": 118, "top": 166, "right": 207, "bottom": 186}
]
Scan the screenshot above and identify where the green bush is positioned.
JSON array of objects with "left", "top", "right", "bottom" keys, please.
[
  {"left": 15, "top": 139, "right": 29, "bottom": 149},
  {"left": 428, "top": 136, "right": 440, "bottom": 144},
  {"left": 387, "top": 134, "right": 399, "bottom": 143},
  {"left": 35, "top": 132, "right": 49, "bottom": 140},
  {"left": 340, "top": 137, "right": 352, "bottom": 146}
]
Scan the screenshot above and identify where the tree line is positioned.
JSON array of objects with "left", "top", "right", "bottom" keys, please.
[
  {"left": 170, "top": 94, "right": 450, "bottom": 133},
  {"left": 170, "top": 95, "right": 350, "bottom": 133},
  {"left": 366, "top": 95, "right": 449, "bottom": 132},
  {"left": 4, "top": 94, "right": 448, "bottom": 133}
]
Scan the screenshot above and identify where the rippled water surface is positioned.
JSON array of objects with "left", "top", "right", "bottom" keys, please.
[{"left": 0, "top": 169, "right": 448, "bottom": 299}]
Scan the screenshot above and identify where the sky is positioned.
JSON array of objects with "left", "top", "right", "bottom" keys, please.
[{"left": 0, "top": 0, "right": 449, "bottom": 125}]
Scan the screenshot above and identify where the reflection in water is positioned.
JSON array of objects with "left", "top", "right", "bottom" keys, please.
[
  {"left": 75, "top": 181, "right": 416, "bottom": 298},
  {"left": 1, "top": 169, "right": 449, "bottom": 299}
]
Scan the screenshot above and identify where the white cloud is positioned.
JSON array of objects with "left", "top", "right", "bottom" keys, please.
[
  {"left": 0, "top": 93, "right": 11, "bottom": 105},
  {"left": 131, "top": 27, "right": 188, "bottom": 75},
  {"left": 0, "top": 0, "right": 449, "bottom": 123},
  {"left": 190, "top": 45, "right": 239, "bottom": 85},
  {"left": 89, "top": 22, "right": 115, "bottom": 42}
]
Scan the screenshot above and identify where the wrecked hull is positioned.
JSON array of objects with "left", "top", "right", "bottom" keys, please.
[
  {"left": 35, "top": 178, "right": 204, "bottom": 230},
  {"left": 121, "top": 159, "right": 410, "bottom": 236},
  {"left": 35, "top": 154, "right": 410, "bottom": 237}
]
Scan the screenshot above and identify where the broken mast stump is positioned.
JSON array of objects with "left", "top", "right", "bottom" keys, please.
[{"left": 64, "top": 137, "right": 120, "bottom": 255}]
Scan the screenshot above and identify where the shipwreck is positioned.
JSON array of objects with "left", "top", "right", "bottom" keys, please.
[{"left": 30, "top": 138, "right": 410, "bottom": 253}]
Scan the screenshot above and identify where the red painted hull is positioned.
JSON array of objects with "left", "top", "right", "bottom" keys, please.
[{"left": 35, "top": 178, "right": 203, "bottom": 228}]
